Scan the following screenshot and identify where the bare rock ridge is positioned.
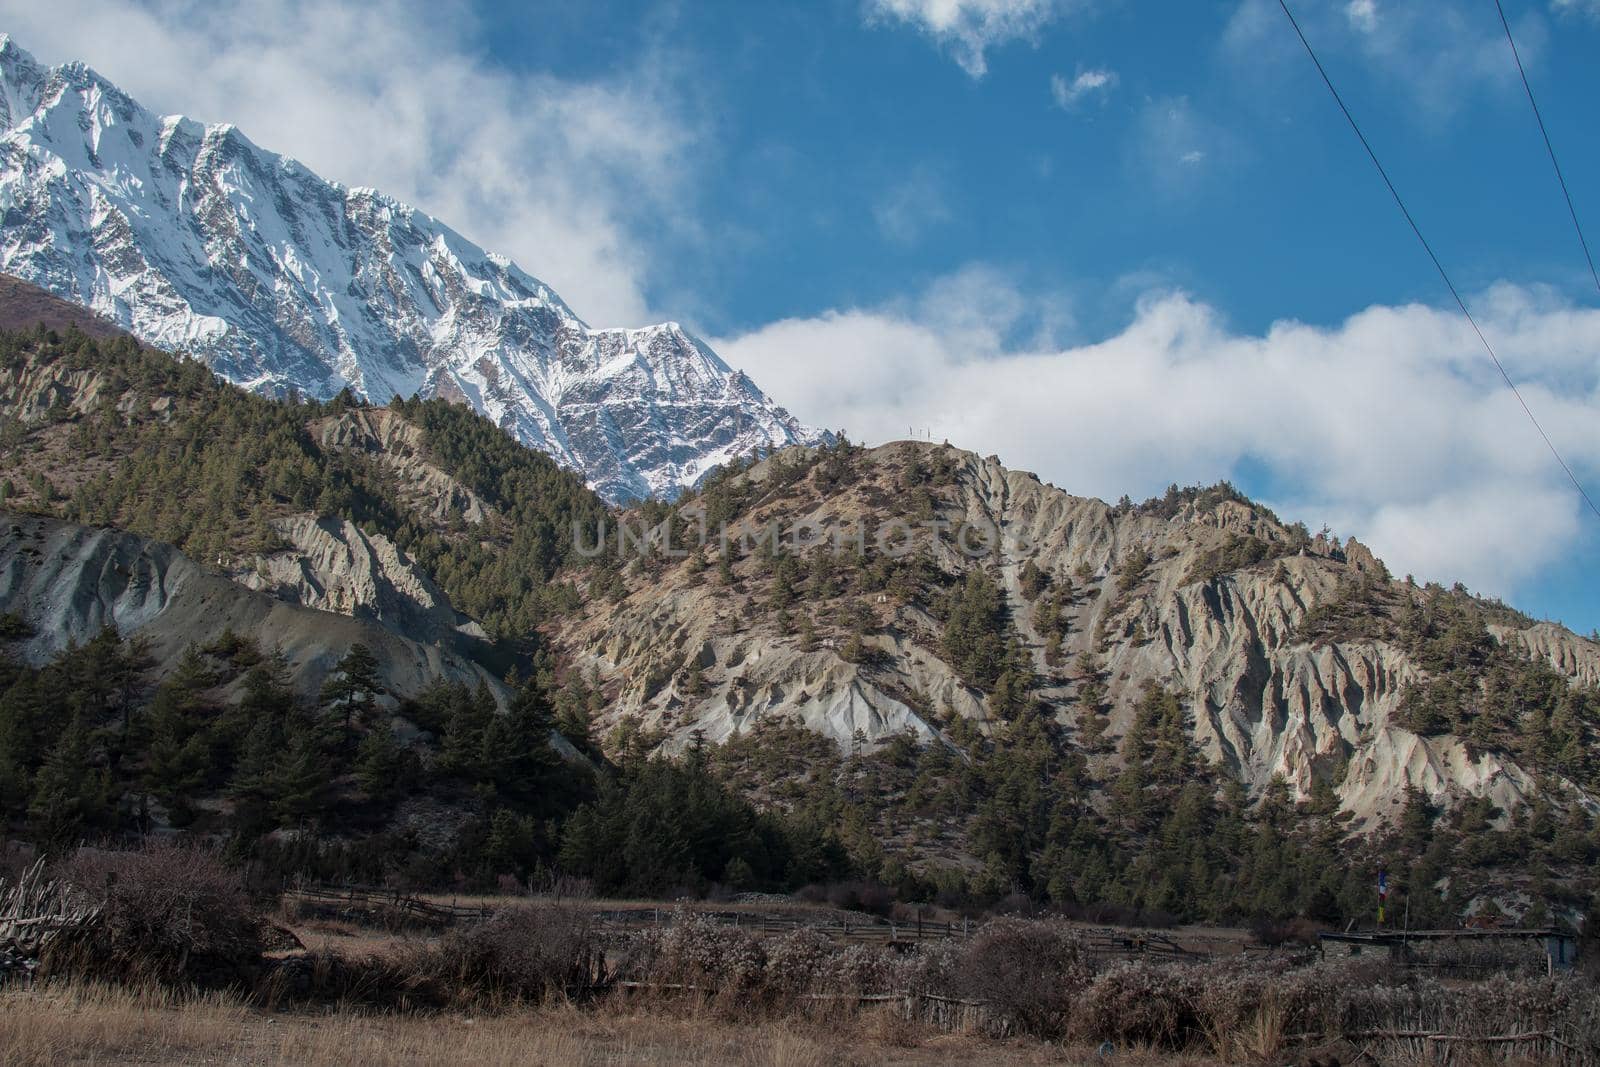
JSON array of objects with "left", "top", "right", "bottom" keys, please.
[
  {"left": 229, "top": 514, "right": 481, "bottom": 646},
  {"left": 0, "top": 511, "right": 504, "bottom": 701},
  {"left": 552, "top": 442, "right": 1600, "bottom": 827},
  {"left": 0, "top": 36, "right": 820, "bottom": 503}
]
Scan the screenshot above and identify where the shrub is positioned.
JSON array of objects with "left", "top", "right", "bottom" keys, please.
[
  {"left": 762, "top": 927, "right": 836, "bottom": 994},
  {"left": 952, "top": 918, "right": 1090, "bottom": 1038},
  {"left": 1068, "top": 961, "right": 1201, "bottom": 1048},
  {"left": 50, "top": 842, "right": 263, "bottom": 987},
  {"left": 429, "top": 904, "right": 599, "bottom": 1004},
  {"left": 300, "top": 903, "right": 601, "bottom": 1011},
  {"left": 627, "top": 910, "right": 768, "bottom": 992}
]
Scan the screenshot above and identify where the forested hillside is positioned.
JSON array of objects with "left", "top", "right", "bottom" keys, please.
[
  {"left": 0, "top": 287, "right": 1597, "bottom": 926},
  {"left": 550, "top": 440, "right": 1600, "bottom": 922},
  {"left": 0, "top": 322, "right": 610, "bottom": 637}
]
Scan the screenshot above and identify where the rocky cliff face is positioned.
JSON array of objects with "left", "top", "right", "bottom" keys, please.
[
  {"left": 0, "top": 512, "right": 504, "bottom": 701},
  {"left": 551, "top": 442, "right": 1600, "bottom": 826},
  {"left": 230, "top": 514, "right": 482, "bottom": 646},
  {"left": 311, "top": 409, "right": 494, "bottom": 527},
  {"left": 0, "top": 37, "right": 819, "bottom": 502}
]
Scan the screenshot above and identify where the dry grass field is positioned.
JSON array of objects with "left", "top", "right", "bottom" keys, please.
[{"left": 0, "top": 982, "right": 1219, "bottom": 1067}]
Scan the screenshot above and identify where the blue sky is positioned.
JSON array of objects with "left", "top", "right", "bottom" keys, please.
[
  {"left": 472, "top": 0, "right": 1600, "bottom": 339},
  {"left": 7, "top": 0, "right": 1600, "bottom": 631}
]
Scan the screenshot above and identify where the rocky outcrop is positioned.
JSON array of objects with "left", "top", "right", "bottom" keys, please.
[
  {"left": 552, "top": 442, "right": 1597, "bottom": 827},
  {"left": 0, "top": 511, "right": 504, "bottom": 701},
  {"left": 313, "top": 409, "right": 493, "bottom": 526},
  {"left": 1490, "top": 622, "right": 1600, "bottom": 688},
  {"left": 231, "top": 513, "right": 482, "bottom": 644}
]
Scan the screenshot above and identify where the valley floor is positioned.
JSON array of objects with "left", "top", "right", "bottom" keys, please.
[{"left": 0, "top": 983, "right": 1213, "bottom": 1067}]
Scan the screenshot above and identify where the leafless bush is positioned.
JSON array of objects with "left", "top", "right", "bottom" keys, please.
[
  {"left": 952, "top": 918, "right": 1090, "bottom": 1038},
  {"left": 0, "top": 842, "right": 36, "bottom": 884},
  {"left": 813, "top": 943, "right": 916, "bottom": 996},
  {"left": 1068, "top": 960, "right": 1202, "bottom": 1047},
  {"left": 624, "top": 909, "right": 768, "bottom": 993},
  {"left": 761, "top": 927, "right": 835, "bottom": 995},
  {"left": 287, "top": 903, "right": 601, "bottom": 1011},
  {"left": 1406, "top": 936, "right": 1549, "bottom": 978},
  {"left": 823, "top": 881, "right": 894, "bottom": 916},
  {"left": 47, "top": 843, "right": 262, "bottom": 987},
  {"left": 402, "top": 904, "right": 599, "bottom": 1007}
]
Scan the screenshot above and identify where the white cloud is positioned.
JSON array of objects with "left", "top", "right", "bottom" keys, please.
[
  {"left": 0, "top": 0, "right": 699, "bottom": 327},
  {"left": 1223, "top": 0, "right": 1540, "bottom": 123},
  {"left": 1551, "top": 0, "right": 1600, "bottom": 20},
  {"left": 873, "top": 170, "right": 952, "bottom": 245},
  {"left": 1345, "top": 0, "right": 1379, "bottom": 33},
  {"left": 865, "top": 0, "right": 1064, "bottom": 77},
  {"left": 1050, "top": 67, "right": 1117, "bottom": 109},
  {"left": 715, "top": 273, "right": 1600, "bottom": 601}
]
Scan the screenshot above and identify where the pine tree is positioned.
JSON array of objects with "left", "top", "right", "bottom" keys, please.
[
  {"left": 320, "top": 643, "right": 383, "bottom": 740},
  {"left": 28, "top": 716, "right": 109, "bottom": 844},
  {"left": 356, "top": 724, "right": 405, "bottom": 802},
  {"left": 271, "top": 725, "right": 333, "bottom": 829},
  {"left": 227, "top": 717, "right": 283, "bottom": 840}
]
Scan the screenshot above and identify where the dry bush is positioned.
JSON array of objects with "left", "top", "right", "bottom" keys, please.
[
  {"left": 624, "top": 910, "right": 768, "bottom": 994},
  {"left": 952, "top": 917, "right": 1090, "bottom": 1039},
  {"left": 1248, "top": 916, "right": 1326, "bottom": 947},
  {"left": 1191, "top": 960, "right": 1272, "bottom": 1059},
  {"left": 264, "top": 903, "right": 601, "bottom": 1012},
  {"left": 1407, "top": 936, "right": 1549, "bottom": 978},
  {"left": 814, "top": 943, "right": 921, "bottom": 998},
  {"left": 46, "top": 842, "right": 264, "bottom": 987},
  {"left": 333, "top": 903, "right": 602, "bottom": 1010},
  {"left": 1068, "top": 961, "right": 1202, "bottom": 1048},
  {"left": 761, "top": 927, "right": 835, "bottom": 995},
  {"left": 0, "top": 842, "right": 36, "bottom": 884},
  {"left": 279, "top": 892, "right": 449, "bottom": 935}
]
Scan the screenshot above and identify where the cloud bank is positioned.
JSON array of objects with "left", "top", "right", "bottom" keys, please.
[
  {"left": 715, "top": 273, "right": 1600, "bottom": 600},
  {"left": 1, "top": 0, "right": 697, "bottom": 327}
]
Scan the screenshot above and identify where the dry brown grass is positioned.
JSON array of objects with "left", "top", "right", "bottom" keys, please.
[{"left": 0, "top": 981, "right": 1178, "bottom": 1066}]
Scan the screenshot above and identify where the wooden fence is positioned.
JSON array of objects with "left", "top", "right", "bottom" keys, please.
[
  {"left": 284, "top": 888, "right": 1229, "bottom": 968},
  {"left": 584, "top": 905, "right": 1202, "bottom": 961},
  {"left": 284, "top": 885, "right": 491, "bottom": 926}
]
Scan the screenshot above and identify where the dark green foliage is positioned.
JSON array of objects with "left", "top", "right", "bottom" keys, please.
[
  {"left": 810, "top": 433, "right": 862, "bottom": 495},
  {"left": 320, "top": 643, "right": 383, "bottom": 742},
  {"left": 1115, "top": 547, "right": 1152, "bottom": 594},
  {"left": 940, "top": 569, "right": 1013, "bottom": 690},
  {"left": 1184, "top": 533, "right": 1286, "bottom": 587},
  {"left": 1018, "top": 560, "right": 1048, "bottom": 600},
  {"left": 0, "top": 630, "right": 606, "bottom": 888},
  {"left": 1295, "top": 576, "right": 1397, "bottom": 645},
  {"left": 557, "top": 744, "right": 840, "bottom": 895},
  {"left": 393, "top": 395, "right": 612, "bottom": 633},
  {"left": 1135, "top": 481, "right": 1259, "bottom": 520},
  {"left": 355, "top": 725, "right": 407, "bottom": 802}
]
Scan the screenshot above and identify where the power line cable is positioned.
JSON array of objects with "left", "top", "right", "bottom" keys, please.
[
  {"left": 1275, "top": 0, "right": 1600, "bottom": 524},
  {"left": 1494, "top": 0, "right": 1600, "bottom": 297}
]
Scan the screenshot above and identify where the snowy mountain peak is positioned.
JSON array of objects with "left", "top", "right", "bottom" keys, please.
[{"left": 0, "top": 38, "right": 820, "bottom": 502}]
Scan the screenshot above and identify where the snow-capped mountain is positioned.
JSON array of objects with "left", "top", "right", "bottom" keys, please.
[{"left": 0, "top": 36, "right": 820, "bottom": 502}]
